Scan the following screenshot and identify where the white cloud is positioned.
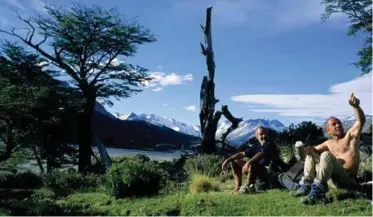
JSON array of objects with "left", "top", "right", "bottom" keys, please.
[
  {"left": 152, "top": 87, "right": 163, "bottom": 92},
  {"left": 144, "top": 72, "right": 193, "bottom": 90},
  {"left": 172, "top": 0, "right": 347, "bottom": 32},
  {"left": 184, "top": 105, "right": 197, "bottom": 112},
  {"left": 162, "top": 104, "right": 168, "bottom": 107},
  {"left": 231, "top": 73, "right": 372, "bottom": 119}
]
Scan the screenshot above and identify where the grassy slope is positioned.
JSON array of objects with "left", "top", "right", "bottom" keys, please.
[
  {"left": 56, "top": 190, "right": 371, "bottom": 216},
  {"left": 55, "top": 179, "right": 372, "bottom": 216}
]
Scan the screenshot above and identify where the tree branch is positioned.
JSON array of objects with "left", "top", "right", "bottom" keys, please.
[{"left": 90, "top": 50, "right": 121, "bottom": 85}]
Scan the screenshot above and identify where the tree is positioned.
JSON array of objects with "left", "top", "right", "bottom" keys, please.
[
  {"left": 0, "top": 42, "right": 73, "bottom": 168},
  {"left": 322, "top": 0, "right": 372, "bottom": 74},
  {"left": 0, "top": 3, "right": 156, "bottom": 171},
  {"left": 278, "top": 121, "right": 325, "bottom": 146}
]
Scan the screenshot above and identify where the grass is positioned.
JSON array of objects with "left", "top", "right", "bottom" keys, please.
[
  {"left": 189, "top": 174, "right": 220, "bottom": 195},
  {"left": 54, "top": 186, "right": 372, "bottom": 216},
  {"left": 0, "top": 177, "right": 371, "bottom": 216},
  {"left": 48, "top": 179, "right": 372, "bottom": 216}
]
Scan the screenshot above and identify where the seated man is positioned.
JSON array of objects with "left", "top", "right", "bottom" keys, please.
[
  {"left": 290, "top": 93, "right": 365, "bottom": 204},
  {"left": 222, "top": 126, "right": 280, "bottom": 193}
]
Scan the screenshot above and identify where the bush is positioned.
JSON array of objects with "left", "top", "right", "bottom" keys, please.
[
  {"left": 184, "top": 154, "right": 223, "bottom": 178},
  {"left": 189, "top": 174, "right": 220, "bottom": 195},
  {"left": 133, "top": 153, "right": 151, "bottom": 162},
  {"left": 110, "top": 154, "right": 150, "bottom": 164},
  {"left": 42, "top": 170, "right": 103, "bottom": 195},
  {"left": 106, "top": 158, "right": 167, "bottom": 198},
  {"left": 0, "top": 170, "right": 43, "bottom": 189},
  {"left": 158, "top": 155, "right": 188, "bottom": 182}
]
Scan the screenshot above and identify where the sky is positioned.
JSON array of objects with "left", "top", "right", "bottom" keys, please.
[{"left": 0, "top": 0, "right": 372, "bottom": 127}]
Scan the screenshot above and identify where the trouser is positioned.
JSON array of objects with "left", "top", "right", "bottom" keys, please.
[{"left": 302, "top": 151, "right": 357, "bottom": 189}]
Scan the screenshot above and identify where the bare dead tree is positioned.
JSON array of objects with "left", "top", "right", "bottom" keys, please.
[{"left": 199, "top": 7, "right": 242, "bottom": 154}]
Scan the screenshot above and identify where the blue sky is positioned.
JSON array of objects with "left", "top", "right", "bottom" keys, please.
[{"left": 1, "top": 0, "right": 372, "bottom": 127}]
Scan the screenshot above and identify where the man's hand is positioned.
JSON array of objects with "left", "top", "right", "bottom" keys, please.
[
  {"left": 222, "top": 159, "right": 230, "bottom": 171},
  {"left": 305, "top": 146, "right": 315, "bottom": 155},
  {"left": 349, "top": 93, "right": 360, "bottom": 108},
  {"left": 242, "top": 161, "right": 251, "bottom": 174}
]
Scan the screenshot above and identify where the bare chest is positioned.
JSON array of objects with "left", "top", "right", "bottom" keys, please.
[{"left": 327, "top": 139, "right": 353, "bottom": 156}]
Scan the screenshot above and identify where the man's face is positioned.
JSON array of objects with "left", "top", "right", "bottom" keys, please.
[
  {"left": 326, "top": 118, "right": 344, "bottom": 137},
  {"left": 256, "top": 128, "right": 267, "bottom": 145}
]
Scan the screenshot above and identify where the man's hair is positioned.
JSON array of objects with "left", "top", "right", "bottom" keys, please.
[
  {"left": 324, "top": 116, "right": 341, "bottom": 132},
  {"left": 255, "top": 126, "right": 267, "bottom": 134}
]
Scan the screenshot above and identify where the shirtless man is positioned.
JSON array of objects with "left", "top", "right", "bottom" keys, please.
[
  {"left": 290, "top": 93, "right": 366, "bottom": 204},
  {"left": 221, "top": 127, "right": 279, "bottom": 193}
]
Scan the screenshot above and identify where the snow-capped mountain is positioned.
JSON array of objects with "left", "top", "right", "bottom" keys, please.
[
  {"left": 116, "top": 113, "right": 201, "bottom": 137},
  {"left": 216, "top": 118, "right": 285, "bottom": 146},
  {"left": 341, "top": 114, "right": 372, "bottom": 132}
]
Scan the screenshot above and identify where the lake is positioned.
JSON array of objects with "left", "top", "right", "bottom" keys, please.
[
  {"left": 15, "top": 148, "right": 185, "bottom": 173},
  {"left": 97, "top": 147, "right": 184, "bottom": 161}
]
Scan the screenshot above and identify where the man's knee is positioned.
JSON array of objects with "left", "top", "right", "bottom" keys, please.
[
  {"left": 320, "top": 151, "right": 333, "bottom": 162},
  {"left": 305, "top": 153, "right": 317, "bottom": 162}
]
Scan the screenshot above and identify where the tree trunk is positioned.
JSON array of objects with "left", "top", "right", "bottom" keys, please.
[
  {"left": 78, "top": 91, "right": 96, "bottom": 172},
  {"left": 199, "top": 7, "right": 221, "bottom": 154},
  {"left": 201, "top": 111, "right": 222, "bottom": 154},
  {"left": 32, "top": 145, "right": 45, "bottom": 174},
  {"left": 0, "top": 124, "right": 15, "bottom": 163}
]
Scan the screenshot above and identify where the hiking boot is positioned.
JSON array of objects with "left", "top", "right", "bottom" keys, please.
[
  {"left": 289, "top": 184, "right": 310, "bottom": 197},
  {"left": 300, "top": 182, "right": 328, "bottom": 205},
  {"left": 238, "top": 184, "right": 256, "bottom": 194}
]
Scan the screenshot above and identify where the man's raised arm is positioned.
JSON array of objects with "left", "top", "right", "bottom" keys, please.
[{"left": 348, "top": 93, "right": 366, "bottom": 139}]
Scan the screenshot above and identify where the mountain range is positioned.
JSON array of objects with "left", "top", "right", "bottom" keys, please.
[
  {"left": 116, "top": 112, "right": 201, "bottom": 137},
  {"left": 115, "top": 112, "right": 286, "bottom": 146},
  {"left": 113, "top": 111, "right": 372, "bottom": 147}
]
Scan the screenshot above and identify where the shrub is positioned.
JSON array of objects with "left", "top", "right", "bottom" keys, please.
[
  {"left": 0, "top": 170, "right": 43, "bottom": 189},
  {"left": 42, "top": 170, "right": 103, "bottom": 195},
  {"left": 189, "top": 174, "right": 220, "bottom": 194},
  {"left": 105, "top": 158, "right": 167, "bottom": 198},
  {"left": 184, "top": 154, "right": 223, "bottom": 178},
  {"left": 158, "top": 155, "right": 188, "bottom": 182},
  {"left": 110, "top": 154, "right": 150, "bottom": 164},
  {"left": 110, "top": 156, "right": 131, "bottom": 164},
  {"left": 133, "top": 153, "right": 151, "bottom": 162}
]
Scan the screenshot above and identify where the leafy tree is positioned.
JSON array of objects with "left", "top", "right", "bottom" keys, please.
[
  {"left": 0, "top": 42, "right": 73, "bottom": 167},
  {"left": 0, "top": 3, "right": 156, "bottom": 171},
  {"left": 322, "top": 0, "right": 372, "bottom": 74},
  {"left": 278, "top": 121, "right": 325, "bottom": 146}
]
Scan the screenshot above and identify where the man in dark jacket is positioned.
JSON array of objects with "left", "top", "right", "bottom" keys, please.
[{"left": 222, "top": 126, "right": 281, "bottom": 193}]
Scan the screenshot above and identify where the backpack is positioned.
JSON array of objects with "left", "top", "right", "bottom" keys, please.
[{"left": 277, "top": 160, "right": 305, "bottom": 191}]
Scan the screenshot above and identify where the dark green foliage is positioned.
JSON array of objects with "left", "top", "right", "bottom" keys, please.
[
  {"left": 0, "top": 171, "right": 43, "bottom": 189},
  {"left": 279, "top": 121, "right": 325, "bottom": 145},
  {"left": 0, "top": 43, "right": 77, "bottom": 166},
  {"left": 183, "top": 154, "right": 223, "bottom": 178},
  {"left": 42, "top": 170, "right": 103, "bottom": 195},
  {"left": 322, "top": 0, "right": 372, "bottom": 74},
  {"left": 133, "top": 153, "right": 151, "bottom": 162},
  {"left": 106, "top": 158, "right": 167, "bottom": 198},
  {"left": 158, "top": 155, "right": 188, "bottom": 182}
]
